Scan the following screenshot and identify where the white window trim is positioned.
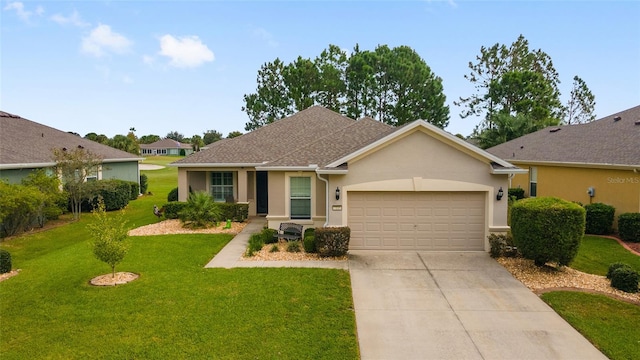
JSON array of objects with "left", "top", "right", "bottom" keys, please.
[
  {"left": 529, "top": 166, "right": 537, "bottom": 197},
  {"left": 285, "top": 172, "right": 315, "bottom": 223},
  {"left": 210, "top": 171, "right": 236, "bottom": 202}
]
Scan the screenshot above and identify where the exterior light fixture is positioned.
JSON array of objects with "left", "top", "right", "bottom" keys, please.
[
  {"left": 496, "top": 187, "right": 504, "bottom": 201},
  {"left": 335, "top": 187, "right": 341, "bottom": 200}
]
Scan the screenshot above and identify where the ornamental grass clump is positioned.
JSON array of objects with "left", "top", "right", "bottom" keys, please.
[
  {"left": 511, "top": 197, "right": 585, "bottom": 267},
  {"left": 88, "top": 200, "right": 129, "bottom": 278}
]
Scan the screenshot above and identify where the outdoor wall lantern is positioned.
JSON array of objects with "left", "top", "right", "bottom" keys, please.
[
  {"left": 335, "top": 187, "right": 341, "bottom": 200},
  {"left": 496, "top": 187, "right": 504, "bottom": 201}
]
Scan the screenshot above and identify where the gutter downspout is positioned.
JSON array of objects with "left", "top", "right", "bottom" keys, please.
[{"left": 316, "top": 172, "right": 329, "bottom": 227}]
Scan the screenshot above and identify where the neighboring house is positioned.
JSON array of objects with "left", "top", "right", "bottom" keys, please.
[
  {"left": 140, "top": 138, "right": 194, "bottom": 156},
  {"left": 0, "top": 111, "right": 142, "bottom": 185},
  {"left": 487, "top": 105, "right": 640, "bottom": 217},
  {"left": 172, "top": 106, "right": 525, "bottom": 251}
]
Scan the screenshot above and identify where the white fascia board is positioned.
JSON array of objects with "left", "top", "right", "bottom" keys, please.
[
  {"left": 255, "top": 165, "right": 319, "bottom": 171},
  {"left": 103, "top": 158, "right": 144, "bottom": 163},
  {"left": 0, "top": 162, "right": 56, "bottom": 170},
  {"left": 168, "top": 162, "right": 264, "bottom": 168},
  {"left": 326, "top": 120, "right": 518, "bottom": 169},
  {"left": 316, "top": 168, "right": 349, "bottom": 175},
  {"left": 490, "top": 166, "right": 529, "bottom": 175},
  {"left": 507, "top": 160, "right": 640, "bottom": 170}
]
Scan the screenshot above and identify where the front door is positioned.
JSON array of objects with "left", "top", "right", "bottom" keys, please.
[{"left": 256, "top": 171, "right": 268, "bottom": 214}]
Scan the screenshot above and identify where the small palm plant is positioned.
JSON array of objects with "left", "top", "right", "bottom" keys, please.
[{"left": 179, "top": 191, "right": 221, "bottom": 228}]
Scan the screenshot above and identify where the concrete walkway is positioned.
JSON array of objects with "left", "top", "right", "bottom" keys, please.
[
  {"left": 205, "top": 217, "right": 348, "bottom": 269},
  {"left": 205, "top": 219, "right": 606, "bottom": 359}
]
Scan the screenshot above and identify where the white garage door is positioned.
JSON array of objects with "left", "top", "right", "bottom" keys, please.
[{"left": 348, "top": 191, "right": 485, "bottom": 251}]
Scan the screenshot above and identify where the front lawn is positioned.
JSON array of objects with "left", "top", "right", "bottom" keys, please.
[
  {"left": 571, "top": 235, "right": 640, "bottom": 276},
  {"left": 541, "top": 291, "right": 640, "bottom": 360},
  {"left": 0, "top": 157, "right": 358, "bottom": 359}
]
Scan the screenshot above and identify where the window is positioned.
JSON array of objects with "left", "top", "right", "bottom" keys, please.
[
  {"left": 290, "top": 177, "right": 311, "bottom": 219},
  {"left": 529, "top": 166, "right": 537, "bottom": 197},
  {"left": 211, "top": 172, "right": 234, "bottom": 202}
]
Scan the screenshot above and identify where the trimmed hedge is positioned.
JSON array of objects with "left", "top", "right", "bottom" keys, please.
[
  {"left": 508, "top": 188, "right": 525, "bottom": 200},
  {"left": 80, "top": 180, "right": 131, "bottom": 211},
  {"left": 217, "top": 202, "right": 249, "bottom": 222},
  {"left": 511, "top": 197, "right": 585, "bottom": 266},
  {"left": 0, "top": 249, "right": 11, "bottom": 273},
  {"left": 162, "top": 201, "right": 248, "bottom": 223},
  {"left": 315, "top": 227, "right": 350, "bottom": 257},
  {"left": 584, "top": 203, "right": 615, "bottom": 235},
  {"left": 163, "top": 202, "right": 187, "bottom": 219},
  {"left": 127, "top": 181, "right": 139, "bottom": 200},
  {"left": 618, "top": 213, "right": 640, "bottom": 242}
]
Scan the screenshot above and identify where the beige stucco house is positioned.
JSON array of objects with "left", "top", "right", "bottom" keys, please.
[{"left": 171, "top": 106, "right": 526, "bottom": 251}]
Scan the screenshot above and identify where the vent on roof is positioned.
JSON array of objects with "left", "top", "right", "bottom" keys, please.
[
  {"left": 635, "top": 120, "right": 640, "bottom": 126},
  {"left": 614, "top": 116, "right": 622, "bottom": 122},
  {"left": 549, "top": 128, "right": 561, "bottom": 133}
]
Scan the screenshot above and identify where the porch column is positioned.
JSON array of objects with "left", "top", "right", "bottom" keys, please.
[
  {"left": 177, "top": 169, "right": 188, "bottom": 201},
  {"left": 237, "top": 169, "right": 248, "bottom": 203}
]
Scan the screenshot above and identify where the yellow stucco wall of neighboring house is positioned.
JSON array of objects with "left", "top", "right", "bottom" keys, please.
[{"left": 509, "top": 164, "right": 640, "bottom": 215}]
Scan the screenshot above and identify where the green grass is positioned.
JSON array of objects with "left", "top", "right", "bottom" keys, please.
[
  {"left": 571, "top": 235, "right": 640, "bottom": 276},
  {"left": 0, "top": 156, "right": 358, "bottom": 359},
  {"left": 541, "top": 291, "right": 640, "bottom": 360}
]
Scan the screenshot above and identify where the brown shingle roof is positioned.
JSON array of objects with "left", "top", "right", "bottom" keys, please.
[
  {"left": 173, "top": 106, "right": 358, "bottom": 165},
  {"left": 264, "top": 117, "right": 394, "bottom": 167},
  {"left": 486, "top": 105, "right": 640, "bottom": 167},
  {"left": 139, "top": 138, "right": 192, "bottom": 149},
  {"left": 0, "top": 111, "right": 141, "bottom": 167}
]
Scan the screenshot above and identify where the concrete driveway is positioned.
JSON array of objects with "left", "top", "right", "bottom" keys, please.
[{"left": 349, "top": 251, "right": 607, "bottom": 360}]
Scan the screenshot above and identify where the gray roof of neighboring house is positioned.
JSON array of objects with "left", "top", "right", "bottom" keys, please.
[
  {"left": 140, "top": 138, "right": 192, "bottom": 149},
  {"left": 0, "top": 111, "right": 141, "bottom": 168},
  {"left": 486, "top": 105, "right": 640, "bottom": 167},
  {"left": 173, "top": 106, "right": 361, "bottom": 166}
]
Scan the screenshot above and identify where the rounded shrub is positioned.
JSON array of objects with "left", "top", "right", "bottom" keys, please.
[
  {"left": 261, "top": 228, "right": 278, "bottom": 244},
  {"left": 584, "top": 203, "right": 615, "bottom": 235},
  {"left": 0, "top": 249, "right": 12, "bottom": 273},
  {"left": 508, "top": 188, "right": 525, "bottom": 200},
  {"left": 511, "top": 197, "right": 585, "bottom": 266},
  {"left": 610, "top": 266, "right": 639, "bottom": 293},
  {"left": 303, "top": 234, "right": 316, "bottom": 253},
  {"left": 607, "top": 262, "right": 630, "bottom": 279},
  {"left": 618, "top": 213, "right": 640, "bottom": 242},
  {"left": 167, "top": 187, "right": 179, "bottom": 202}
]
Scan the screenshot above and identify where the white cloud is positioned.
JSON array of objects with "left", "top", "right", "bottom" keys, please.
[
  {"left": 158, "top": 34, "right": 214, "bottom": 68},
  {"left": 251, "top": 27, "right": 278, "bottom": 48},
  {"left": 4, "top": 1, "right": 41, "bottom": 22},
  {"left": 51, "top": 10, "right": 89, "bottom": 27},
  {"left": 82, "top": 24, "right": 132, "bottom": 57}
]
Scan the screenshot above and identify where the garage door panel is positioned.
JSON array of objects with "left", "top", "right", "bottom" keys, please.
[{"left": 348, "top": 191, "right": 485, "bottom": 251}]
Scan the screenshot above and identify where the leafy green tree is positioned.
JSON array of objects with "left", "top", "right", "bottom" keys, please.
[
  {"left": 139, "top": 134, "right": 161, "bottom": 144},
  {"left": 226, "top": 131, "right": 243, "bottom": 139},
  {"left": 88, "top": 200, "right": 129, "bottom": 278},
  {"left": 84, "top": 132, "right": 109, "bottom": 145},
  {"left": 203, "top": 130, "right": 223, "bottom": 145},
  {"left": 457, "top": 34, "right": 562, "bottom": 133},
  {"left": 21, "top": 169, "right": 67, "bottom": 227},
  {"left": 191, "top": 134, "right": 204, "bottom": 152},
  {"left": 243, "top": 43, "right": 449, "bottom": 129},
  {"left": 109, "top": 134, "right": 139, "bottom": 155},
  {"left": 53, "top": 147, "right": 103, "bottom": 220},
  {"left": 242, "top": 58, "right": 294, "bottom": 131},
  {"left": 166, "top": 131, "right": 185, "bottom": 142},
  {"left": 563, "top": 75, "right": 596, "bottom": 124}
]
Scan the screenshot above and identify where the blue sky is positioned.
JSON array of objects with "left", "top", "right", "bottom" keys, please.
[{"left": 2, "top": 1, "right": 639, "bottom": 139}]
